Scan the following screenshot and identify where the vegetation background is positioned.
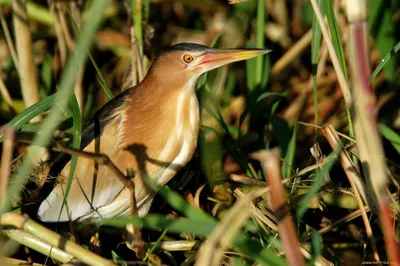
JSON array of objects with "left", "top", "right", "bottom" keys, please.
[{"left": 0, "top": 0, "right": 399, "bottom": 265}]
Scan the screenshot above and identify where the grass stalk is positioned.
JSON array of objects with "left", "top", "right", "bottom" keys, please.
[
  {"left": 194, "top": 184, "right": 256, "bottom": 266},
  {"left": 322, "top": 124, "right": 379, "bottom": 261},
  {"left": 346, "top": 0, "right": 400, "bottom": 263},
  {"left": 0, "top": 127, "right": 14, "bottom": 204},
  {"left": 12, "top": 0, "right": 40, "bottom": 115},
  {"left": 0, "top": 8, "right": 19, "bottom": 73},
  {"left": 309, "top": 0, "right": 354, "bottom": 136},
  {"left": 1, "top": 213, "right": 114, "bottom": 265},
  {"left": 251, "top": 149, "right": 305, "bottom": 266},
  {"left": 1, "top": 229, "right": 73, "bottom": 263}
]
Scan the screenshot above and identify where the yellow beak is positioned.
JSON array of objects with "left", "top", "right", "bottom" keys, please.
[{"left": 196, "top": 48, "right": 271, "bottom": 72}]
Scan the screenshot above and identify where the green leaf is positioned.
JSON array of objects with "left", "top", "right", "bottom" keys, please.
[
  {"left": 283, "top": 121, "right": 299, "bottom": 178},
  {"left": 324, "top": 0, "right": 347, "bottom": 79},
  {"left": 270, "top": 115, "right": 291, "bottom": 157},
  {"left": 256, "top": 92, "right": 285, "bottom": 103},
  {"left": 370, "top": 40, "right": 400, "bottom": 82},
  {"left": 296, "top": 154, "right": 337, "bottom": 219},
  {"left": 58, "top": 94, "right": 82, "bottom": 221},
  {"left": 255, "top": 0, "right": 266, "bottom": 87},
  {"left": 111, "top": 251, "right": 128, "bottom": 266},
  {"left": 131, "top": 0, "right": 143, "bottom": 58},
  {"left": 379, "top": 123, "right": 400, "bottom": 155},
  {"left": 308, "top": 231, "right": 322, "bottom": 266},
  {"left": 0, "top": 93, "right": 57, "bottom": 143},
  {"left": 103, "top": 215, "right": 287, "bottom": 266},
  {"left": 311, "top": 0, "right": 324, "bottom": 132},
  {"left": 369, "top": 1, "right": 398, "bottom": 82}
]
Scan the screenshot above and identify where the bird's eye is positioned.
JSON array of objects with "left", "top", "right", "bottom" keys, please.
[{"left": 183, "top": 54, "right": 194, "bottom": 63}]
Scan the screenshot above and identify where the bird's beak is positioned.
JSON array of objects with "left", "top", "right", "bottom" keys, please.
[{"left": 196, "top": 48, "right": 271, "bottom": 73}]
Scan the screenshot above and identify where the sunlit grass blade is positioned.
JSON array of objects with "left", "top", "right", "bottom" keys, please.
[
  {"left": 58, "top": 94, "right": 82, "bottom": 220},
  {"left": 324, "top": 0, "right": 347, "bottom": 79},
  {"left": 369, "top": 1, "right": 397, "bottom": 82},
  {"left": 379, "top": 123, "right": 400, "bottom": 155},
  {"left": 131, "top": 0, "right": 143, "bottom": 58},
  {"left": 311, "top": 0, "right": 324, "bottom": 134},
  {"left": 0, "top": 93, "right": 57, "bottom": 143},
  {"left": 370, "top": 40, "right": 400, "bottom": 82}
]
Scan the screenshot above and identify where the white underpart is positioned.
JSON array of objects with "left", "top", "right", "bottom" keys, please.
[{"left": 79, "top": 83, "right": 200, "bottom": 220}]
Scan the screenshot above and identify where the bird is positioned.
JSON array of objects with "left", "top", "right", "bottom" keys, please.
[{"left": 37, "top": 43, "right": 270, "bottom": 222}]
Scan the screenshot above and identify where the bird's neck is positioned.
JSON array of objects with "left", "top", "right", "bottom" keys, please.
[{"left": 120, "top": 73, "right": 200, "bottom": 156}]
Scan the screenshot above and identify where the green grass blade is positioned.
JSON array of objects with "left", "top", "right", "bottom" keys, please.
[
  {"left": 255, "top": 0, "right": 265, "bottom": 87},
  {"left": 379, "top": 123, "right": 400, "bottom": 155},
  {"left": 369, "top": 1, "right": 398, "bottom": 82},
  {"left": 0, "top": 0, "right": 110, "bottom": 215},
  {"left": 324, "top": 0, "right": 347, "bottom": 79},
  {"left": 283, "top": 121, "right": 299, "bottom": 178},
  {"left": 296, "top": 153, "right": 337, "bottom": 219},
  {"left": 103, "top": 215, "right": 287, "bottom": 266},
  {"left": 0, "top": 93, "right": 57, "bottom": 143},
  {"left": 370, "top": 40, "right": 400, "bottom": 82},
  {"left": 58, "top": 94, "right": 82, "bottom": 220},
  {"left": 311, "top": 0, "right": 324, "bottom": 134},
  {"left": 131, "top": 0, "right": 143, "bottom": 58}
]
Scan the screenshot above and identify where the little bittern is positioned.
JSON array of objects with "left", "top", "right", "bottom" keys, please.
[{"left": 38, "top": 43, "right": 270, "bottom": 222}]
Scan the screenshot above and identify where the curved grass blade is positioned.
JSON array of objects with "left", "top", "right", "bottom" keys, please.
[
  {"left": 0, "top": 93, "right": 57, "bottom": 143},
  {"left": 324, "top": 0, "right": 347, "bottom": 79},
  {"left": 379, "top": 123, "right": 400, "bottom": 155},
  {"left": 296, "top": 153, "right": 337, "bottom": 219},
  {"left": 57, "top": 94, "right": 82, "bottom": 220},
  {"left": 311, "top": 0, "right": 324, "bottom": 135},
  {"left": 370, "top": 41, "right": 400, "bottom": 82}
]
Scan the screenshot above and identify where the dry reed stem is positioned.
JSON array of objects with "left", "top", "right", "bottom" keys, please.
[
  {"left": 154, "top": 240, "right": 200, "bottom": 251},
  {"left": 0, "top": 127, "right": 14, "bottom": 204},
  {"left": 0, "top": 9, "right": 19, "bottom": 73},
  {"left": 47, "top": 0, "right": 67, "bottom": 66},
  {"left": 57, "top": 4, "right": 74, "bottom": 51},
  {"left": 56, "top": 4, "right": 84, "bottom": 110},
  {"left": 228, "top": 0, "right": 250, "bottom": 4},
  {"left": 0, "top": 213, "right": 114, "bottom": 266},
  {"left": 283, "top": 42, "right": 328, "bottom": 125},
  {"left": 309, "top": 0, "right": 352, "bottom": 107},
  {"left": 0, "top": 74, "right": 15, "bottom": 113},
  {"left": 271, "top": 29, "right": 312, "bottom": 75},
  {"left": 12, "top": 0, "right": 40, "bottom": 115},
  {"left": 322, "top": 124, "right": 379, "bottom": 261},
  {"left": 194, "top": 185, "right": 263, "bottom": 266},
  {"left": 0, "top": 256, "right": 43, "bottom": 266},
  {"left": 251, "top": 149, "right": 305, "bottom": 266},
  {"left": 54, "top": 142, "right": 145, "bottom": 258},
  {"left": 1, "top": 229, "right": 73, "bottom": 263},
  {"left": 346, "top": 0, "right": 400, "bottom": 263}
]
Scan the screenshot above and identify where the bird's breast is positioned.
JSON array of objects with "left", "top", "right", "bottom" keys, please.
[{"left": 119, "top": 88, "right": 199, "bottom": 184}]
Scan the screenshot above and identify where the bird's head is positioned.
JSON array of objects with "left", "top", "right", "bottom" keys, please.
[{"left": 148, "top": 43, "right": 271, "bottom": 89}]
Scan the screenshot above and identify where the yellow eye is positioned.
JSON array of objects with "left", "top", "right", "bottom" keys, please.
[{"left": 183, "top": 54, "right": 194, "bottom": 63}]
